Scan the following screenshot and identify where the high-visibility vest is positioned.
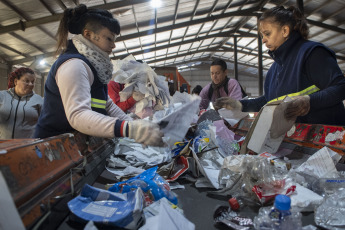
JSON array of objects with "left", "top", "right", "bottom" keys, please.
[{"left": 267, "top": 84, "right": 319, "bottom": 104}]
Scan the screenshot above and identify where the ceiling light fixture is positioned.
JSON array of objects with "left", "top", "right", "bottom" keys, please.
[
  {"left": 39, "top": 60, "right": 46, "bottom": 66},
  {"left": 150, "top": 0, "right": 161, "bottom": 8}
]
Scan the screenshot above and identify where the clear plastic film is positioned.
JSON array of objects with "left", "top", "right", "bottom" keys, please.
[{"left": 315, "top": 188, "right": 345, "bottom": 229}]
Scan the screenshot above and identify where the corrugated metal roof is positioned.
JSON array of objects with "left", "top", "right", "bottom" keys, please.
[{"left": 0, "top": 0, "right": 344, "bottom": 77}]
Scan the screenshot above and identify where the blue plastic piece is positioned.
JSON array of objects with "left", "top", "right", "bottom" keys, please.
[{"left": 109, "top": 166, "right": 178, "bottom": 205}]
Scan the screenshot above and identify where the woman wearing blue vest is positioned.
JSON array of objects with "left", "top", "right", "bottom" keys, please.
[
  {"left": 34, "top": 4, "right": 164, "bottom": 147},
  {"left": 214, "top": 6, "right": 345, "bottom": 126}
]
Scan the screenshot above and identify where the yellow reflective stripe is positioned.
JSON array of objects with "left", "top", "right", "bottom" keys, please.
[
  {"left": 91, "top": 98, "right": 106, "bottom": 104},
  {"left": 268, "top": 85, "right": 320, "bottom": 104},
  {"left": 91, "top": 103, "right": 106, "bottom": 109},
  {"left": 91, "top": 98, "right": 106, "bottom": 109}
]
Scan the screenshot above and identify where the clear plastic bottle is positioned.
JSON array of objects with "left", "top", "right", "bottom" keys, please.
[
  {"left": 254, "top": 194, "right": 302, "bottom": 230},
  {"left": 311, "top": 178, "right": 345, "bottom": 196},
  {"left": 269, "top": 194, "right": 291, "bottom": 221}
]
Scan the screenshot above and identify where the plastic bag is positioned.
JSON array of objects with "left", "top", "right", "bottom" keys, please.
[
  {"left": 109, "top": 166, "right": 178, "bottom": 205},
  {"left": 112, "top": 55, "right": 171, "bottom": 118},
  {"left": 68, "top": 184, "right": 144, "bottom": 229}
]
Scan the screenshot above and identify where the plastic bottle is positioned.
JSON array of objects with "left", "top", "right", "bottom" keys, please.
[
  {"left": 254, "top": 194, "right": 302, "bottom": 230},
  {"left": 269, "top": 194, "right": 291, "bottom": 221},
  {"left": 311, "top": 178, "right": 345, "bottom": 196},
  {"left": 228, "top": 196, "right": 261, "bottom": 211},
  {"left": 229, "top": 197, "right": 243, "bottom": 211}
]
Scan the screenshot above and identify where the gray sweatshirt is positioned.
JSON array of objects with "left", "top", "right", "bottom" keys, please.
[{"left": 0, "top": 88, "right": 43, "bottom": 139}]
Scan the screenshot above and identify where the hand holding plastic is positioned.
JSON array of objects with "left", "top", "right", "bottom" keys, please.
[{"left": 128, "top": 120, "right": 165, "bottom": 147}]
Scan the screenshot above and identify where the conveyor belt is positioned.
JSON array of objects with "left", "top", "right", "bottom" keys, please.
[
  {"left": 0, "top": 133, "right": 115, "bottom": 229},
  {"left": 1, "top": 117, "right": 344, "bottom": 229}
]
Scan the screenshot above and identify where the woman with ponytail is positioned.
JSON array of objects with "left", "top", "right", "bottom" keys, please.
[
  {"left": 214, "top": 5, "right": 345, "bottom": 125},
  {"left": 0, "top": 67, "right": 43, "bottom": 138},
  {"left": 34, "top": 4, "right": 164, "bottom": 147}
]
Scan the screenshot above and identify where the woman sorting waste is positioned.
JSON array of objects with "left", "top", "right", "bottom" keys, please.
[
  {"left": 0, "top": 67, "right": 43, "bottom": 139},
  {"left": 214, "top": 6, "right": 345, "bottom": 126},
  {"left": 34, "top": 4, "right": 164, "bottom": 147}
]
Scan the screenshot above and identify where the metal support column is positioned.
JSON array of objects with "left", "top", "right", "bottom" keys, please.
[
  {"left": 234, "top": 36, "right": 238, "bottom": 81},
  {"left": 257, "top": 17, "right": 263, "bottom": 96},
  {"left": 297, "top": 0, "right": 304, "bottom": 14}
]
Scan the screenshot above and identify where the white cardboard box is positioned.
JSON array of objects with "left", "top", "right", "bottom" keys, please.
[{"left": 247, "top": 101, "right": 295, "bottom": 154}]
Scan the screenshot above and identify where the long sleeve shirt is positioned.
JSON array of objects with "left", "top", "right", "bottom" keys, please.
[
  {"left": 108, "top": 81, "right": 137, "bottom": 112},
  {"left": 56, "top": 59, "right": 132, "bottom": 138},
  {"left": 199, "top": 78, "right": 243, "bottom": 110}
]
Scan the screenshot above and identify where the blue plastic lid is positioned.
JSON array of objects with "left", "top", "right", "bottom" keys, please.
[{"left": 274, "top": 194, "right": 291, "bottom": 211}]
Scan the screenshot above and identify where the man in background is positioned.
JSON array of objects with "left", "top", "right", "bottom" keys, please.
[{"left": 199, "top": 58, "right": 243, "bottom": 110}]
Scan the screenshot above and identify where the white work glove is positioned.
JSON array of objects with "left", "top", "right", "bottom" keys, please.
[
  {"left": 213, "top": 97, "right": 242, "bottom": 111},
  {"left": 132, "top": 91, "right": 145, "bottom": 101},
  {"left": 128, "top": 120, "right": 165, "bottom": 147}
]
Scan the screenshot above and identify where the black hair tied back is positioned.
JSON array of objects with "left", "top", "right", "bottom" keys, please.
[
  {"left": 288, "top": 6, "right": 309, "bottom": 39},
  {"left": 56, "top": 4, "right": 120, "bottom": 54},
  {"left": 67, "top": 4, "right": 88, "bottom": 34},
  {"left": 260, "top": 5, "right": 309, "bottom": 40}
]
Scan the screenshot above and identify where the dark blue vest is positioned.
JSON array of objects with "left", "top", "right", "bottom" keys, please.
[
  {"left": 34, "top": 41, "right": 108, "bottom": 138},
  {"left": 264, "top": 32, "right": 345, "bottom": 125},
  {"left": 264, "top": 32, "right": 324, "bottom": 101}
]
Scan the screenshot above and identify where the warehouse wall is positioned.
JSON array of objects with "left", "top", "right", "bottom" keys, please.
[
  {"left": 0, "top": 62, "right": 9, "bottom": 90},
  {"left": 179, "top": 65, "right": 263, "bottom": 97},
  {"left": 0, "top": 62, "right": 262, "bottom": 98}
]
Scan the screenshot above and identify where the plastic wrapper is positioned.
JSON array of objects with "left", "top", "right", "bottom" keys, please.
[
  {"left": 191, "top": 146, "right": 224, "bottom": 189},
  {"left": 314, "top": 188, "right": 345, "bottom": 229},
  {"left": 311, "top": 177, "right": 345, "bottom": 197},
  {"left": 165, "top": 156, "right": 189, "bottom": 182},
  {"left": 68, "top": 184, "right": 144, "bottom": 229},
  {"left": 112, "top": 55, "right": 171, "bottom": 118},
  {"left": 108, "top": 166, "right": 178, "bottom": 205},
  {"left": 214, "top": 206, "right": 253, "bottom": 230},
  {"left": 192, "top": 136, "right": 210, "bottom": 153},
  {"left": 171, "top": 141, "right": 190, "bottom": 157},
  {"left": 216, "top": 136, "right": 239, "bottom": 158},
  {"left": 152, "top": 95, "right": 200, "bottom": 147},
  {"left": 110, "top": 138, "right": 172, "bottom": 168},
  {"left": 195, "top": 120, "right": 214, "bottom": 138},
  {"left": 213, "top": 119, "right": 239, "bottom": 157}
]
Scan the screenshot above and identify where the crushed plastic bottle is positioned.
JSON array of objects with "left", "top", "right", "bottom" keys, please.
[
  {"left": 311, "top": 178, "right": 345, "bottom": 196},
  {"left": 253, "top": 194, "right": 302, "bottom": 230}
]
